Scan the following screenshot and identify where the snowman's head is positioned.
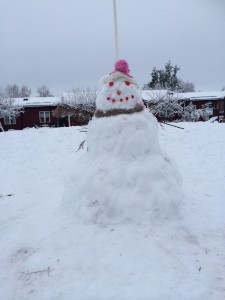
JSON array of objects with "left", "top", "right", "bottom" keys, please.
[{"left": 95, "top": 60, "right": 144, "bottom": 117}]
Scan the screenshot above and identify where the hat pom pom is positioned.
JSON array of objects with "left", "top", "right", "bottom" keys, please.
[{"left": 114, "top": 59, "right": 130, "bottom": 75}]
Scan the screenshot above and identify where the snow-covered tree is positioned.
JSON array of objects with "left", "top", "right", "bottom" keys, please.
[
  {"left": 0, "top": 88, "right": 23, "bottom": 121},
  {"left": 179, "top": 80, "right": 195, "bottom": 92},
  {"left": 147, "top": 90, "right": 183, "bottom": 122},
  {"left": 181, "top": 102, "right": 213, "bottom": 122},
  {"left": 37, "top": 85, "right": 52, "bottom": 97},
  {"left": 181, "top": 102, "right": 199, "bottom": 122},
  {"left": 146, "top": 90, "right": 212, "bottom": 122},
  {"left": 53, "top": 88, "right": 96, "bottom": 125}
]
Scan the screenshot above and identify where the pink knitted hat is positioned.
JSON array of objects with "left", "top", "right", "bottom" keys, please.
[{"left": 110, "top": 59, "right": 133, "bottom": 78}]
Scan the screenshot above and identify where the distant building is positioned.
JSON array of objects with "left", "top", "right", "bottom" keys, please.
[{"left": 0, "top": 97, "right": 60, "bottom": 131}]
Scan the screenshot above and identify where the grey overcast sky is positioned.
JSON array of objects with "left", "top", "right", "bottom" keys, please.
[{"left": 0, "top": 0, "right": 225, "bottom": 96}]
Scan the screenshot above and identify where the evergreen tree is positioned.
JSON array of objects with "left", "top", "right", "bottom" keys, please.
[
  {"left": 164, "top": 61, "right": 173, "bottom": 88},
  {"left": 158, "top": 69, "right": 166, "bottom": 88},
  {"left": 170, "top": 64, "right": 180, "bottom": 90},
  {"left": 146, "top": 61, "right": 192, "bottom": 92},
  {"left": 148, "top": 67, "right": 158, "bottom": 89}
]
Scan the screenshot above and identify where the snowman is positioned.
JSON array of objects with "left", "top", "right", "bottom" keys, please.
[{"left": 64, "top": 60, "right": 182, "bottom": 225}]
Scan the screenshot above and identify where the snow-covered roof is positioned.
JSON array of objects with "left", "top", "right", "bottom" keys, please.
[
  {"left": 142, "top": 90, "right": 225, "bottom": 102},
  {"left": 178, "top": 91, "right": 225, "bottom": 101},
  {"left": 13, "top": 97, "right": 60, "bottom": 107}
]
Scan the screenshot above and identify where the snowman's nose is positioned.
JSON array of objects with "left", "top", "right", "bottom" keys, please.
[{"left": 116, "top": 90, "right": 121, "bottom": 95}]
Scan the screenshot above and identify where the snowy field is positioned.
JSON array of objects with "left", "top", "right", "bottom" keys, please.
[{"left": 1, "top": 122, "right": 225, "bottom": 300}]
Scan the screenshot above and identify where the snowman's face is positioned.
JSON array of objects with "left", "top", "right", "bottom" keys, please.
[{"left": 96, "top": 76, "right": 142, "bottom": 111}]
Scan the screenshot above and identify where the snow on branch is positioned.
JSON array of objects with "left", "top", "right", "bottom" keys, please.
[
  {"left": 53, "top": 88, "right": 96, "bottom": 125},
  {"left": 145, "top": 90, "right": 213, "bottom": 122},
  {"left": 0, "top": 88, "right": 23, "bottom": 119},
  {"left": 146, "top": 90, "right": 183, "bottom": 122}
]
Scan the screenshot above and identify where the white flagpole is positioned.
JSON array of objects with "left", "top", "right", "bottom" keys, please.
[{"left": 113, "top": 0, "right": 119, "bottom": 60}]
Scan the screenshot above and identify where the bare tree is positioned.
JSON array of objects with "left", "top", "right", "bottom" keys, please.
[
  {"left": 19, "top": 85, "right": 32, "bottom": 97},
  {"left": 178, "top": 80, "right": 195, "bottom": 92},
  {"left": 4, "top": 84, "right": 20, "bottom": 98},
  {"left": 4, "top": 84, "right": 32, "bottom": 98},
  {"left": 37, "top": 85, "right": 53, "bottom": 97}
]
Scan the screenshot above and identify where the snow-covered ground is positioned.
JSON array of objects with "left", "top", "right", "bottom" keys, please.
[{"left": 1, "top": 122, "right": 225, "bottom": 300}]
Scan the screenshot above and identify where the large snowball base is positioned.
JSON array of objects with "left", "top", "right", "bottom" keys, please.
[{"left": 64, "top": 110, "right": 182, "bottom": 225}]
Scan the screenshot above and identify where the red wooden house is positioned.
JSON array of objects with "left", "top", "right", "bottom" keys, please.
[{"left": 0, "top": 97, "right": 60, "bottom": 131}]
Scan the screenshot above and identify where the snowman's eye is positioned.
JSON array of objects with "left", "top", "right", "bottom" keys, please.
[
  {"left": 125, "top": 81, "right": 130, "bottom": 86},
  {"left": 109, "top": 81, "right": 114, "bottom": 87}
]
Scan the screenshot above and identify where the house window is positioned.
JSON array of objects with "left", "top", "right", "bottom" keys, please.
[
  {"left": 4, "top": 115, "right": 16, "bottom": 125},
  {"left": 39, "top": 111, "right": 50, "bottom": 123}
]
